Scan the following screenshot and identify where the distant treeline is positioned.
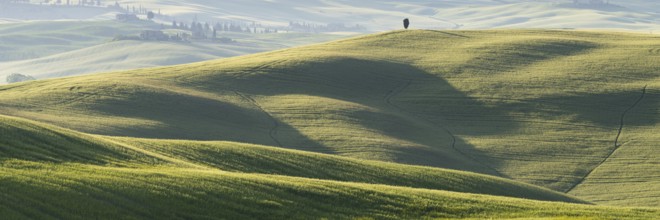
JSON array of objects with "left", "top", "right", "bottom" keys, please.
[{"left": 167, "top": 20, "right": 366, "bottom": 36}]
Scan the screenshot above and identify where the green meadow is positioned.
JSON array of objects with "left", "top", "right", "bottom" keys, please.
[{"left": 1, "top": 30, "right": 659, "bottom": 219}]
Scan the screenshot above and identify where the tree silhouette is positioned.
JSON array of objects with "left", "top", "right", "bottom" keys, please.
[
  {"left": 403, "top": 18, "right": 410, "bottom": 29},
  {"left": 147, "top": 11, "right": 155, "bottom": 20}
]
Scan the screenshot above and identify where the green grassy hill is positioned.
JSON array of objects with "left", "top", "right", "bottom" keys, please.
[
  {"left": 0, "top": 115, "right": 582, "bottom": 202},
  {"left": 1, "top": 30, "right": 660, "bottom": 217},
  {"left": 1, "top": 115, "right": 659, "bottom": 219}
]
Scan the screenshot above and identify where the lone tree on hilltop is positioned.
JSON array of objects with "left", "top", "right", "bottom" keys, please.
[{"left": 403, "top": 18, "right": 410, "bottom": 29}]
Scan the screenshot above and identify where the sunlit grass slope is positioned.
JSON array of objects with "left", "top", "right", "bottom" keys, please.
[
  {"left": 0, "top": 115, "right": 162, "bottom": 166},
  {"left": 109, "top": 137, "right": 584, "bottom": 203},
  {"left": 3, "top": 163, "right": 659, "bottom": 220},
  {"left": 1, "top": 115, "right": 659, "bottom": 219},
  {"left": 0, "top": 115, "right": 581, "bottom": 203},
  {"left": 1, "top": 30, "right": 659, "bottom": 207}
]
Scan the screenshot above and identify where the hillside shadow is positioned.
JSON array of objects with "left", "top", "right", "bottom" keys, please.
[
  {"left": 454, "top": 39, "right": 598, "bottom": 75},
  {"left": 223, "top": 58, "right": 521, "bottom": 135},
  {"left": 194, "top": 58, "right": 517, "bottom": 174},
  {"left": 504, "top": 89, "right": 658, "bottom": 128},
  {"left": 628, "top": 89, "right": 660, "bottom": 126},
  {"left": 186, "top": 57, "right": 658, "bottom": 176},
  {"left": 80, "top": 88, "right": 333, "bottom": 153}
]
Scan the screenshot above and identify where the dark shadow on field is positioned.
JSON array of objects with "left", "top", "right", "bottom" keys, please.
[
  {"left": 451, "top": 38, "right": 598, "bottom": 75},
  {"left": 627, "top": 89, "right": 660, "bottom": 126},
  {"left": 78, "top": 87, "right": 334, "bottom": 153},
  {"left": 501, "top": 89, "right": 659, "bottom": 128},
  {"left": 187, "top": 58, "right": 516, "bottom": 175}
]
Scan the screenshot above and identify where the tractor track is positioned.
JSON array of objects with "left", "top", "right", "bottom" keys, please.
[
  {"left": 649, "top": 48, "right": 660, "bottom": 55},
  {"left": 234, "top": 91, "right": 283, "bottom": 148},
  {"left": 384, "top": 80, "right": 507, "bottom": 177},
  {"left": 566, "top": 85, "right": 647, "bottom": 193},
  {"left": 615, "top": 86, "right": 648, "bottom": 147}
]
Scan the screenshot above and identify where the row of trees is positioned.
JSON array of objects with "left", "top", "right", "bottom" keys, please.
[
  {"left": 113, "top": 2, "right": 159, "bottom": 15},
  {"left": 169, "top": 20, "right": 365, "bottom": 36},
  {"left": 169, "top": 20, "right": 279, "bottom": 39}
]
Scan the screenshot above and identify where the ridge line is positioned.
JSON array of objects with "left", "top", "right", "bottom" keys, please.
[{"left": 97, "top": 137, "right": 210, "bottom": 169}]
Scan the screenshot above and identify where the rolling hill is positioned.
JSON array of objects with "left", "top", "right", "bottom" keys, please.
[
  {"left": 0, "top": 114, "right": 582, "bottom": 202},
  {"left": 1, "top": 29, "right": 660, "bottom": 218},
  {"left": 1, "top": 110, "right": 658, "bottom": 219},
  {"left": 0, "top": 20, "right": 158, "bottom": 62}
]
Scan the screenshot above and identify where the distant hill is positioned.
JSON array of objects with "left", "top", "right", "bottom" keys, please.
[
  {"left": 3, "top": 1, "right": 660, "bottom": 85},
  {"left": 4, "top": 1, "right": 660, "bottom": 32},
  {"left": 0, "top": 20, "right": 346, "bottom": 83},
  {"left": 0, "top": 20, "right": 157, "bottom": 62},
  {"left": 113, "top": 0, "right": 660, "bottom": 31}
]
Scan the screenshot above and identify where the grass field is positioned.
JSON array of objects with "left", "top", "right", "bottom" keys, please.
[
  {"left": 1, "top": 29, "right": 660, "bottom": 218},
  {"left": 1, "top": 115, "right": 658, "bottom": 219}
]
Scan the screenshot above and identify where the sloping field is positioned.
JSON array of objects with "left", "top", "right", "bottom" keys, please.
[
  {"left": 1, "top": 30, "right": 659, "bottom": 211},
  {"left": 2, "top": 115, "right": 659, "bottom": 219},
  {"left": 0, "top": 114, "right": 582, "bottom": 202},
  {"left": 4, "top": 164, "right": 659, "bottom": 220},
  {"left": 570, "top": 88, "right": 660, "bottom": 207}
]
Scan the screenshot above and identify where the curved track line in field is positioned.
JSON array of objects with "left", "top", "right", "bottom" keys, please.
[
  {"left": 384, "top": 80, "right": 506, "bottom": 177},
  {"left": 234, "top": 92, "right": 283, "bottom": 148},
  {"left": 566, "top": 86, "right": 647, "bottom": 193},
  {"left": 649, "top": 48, "right": 660, "bottom": 55},
  {"left": 615, "top": 86, "right": 647, "bottom": 147}
]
